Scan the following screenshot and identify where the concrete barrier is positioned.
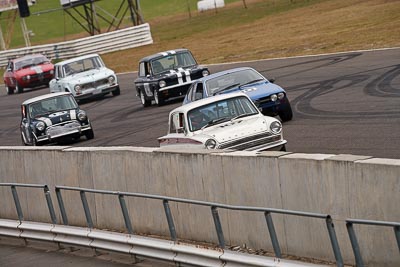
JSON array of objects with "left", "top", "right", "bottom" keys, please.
[{"left": 0, "top": 146, "right": 399, "bottom": 266}]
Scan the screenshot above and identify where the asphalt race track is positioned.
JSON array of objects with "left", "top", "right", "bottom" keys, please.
[{"left": 1, "top": 48, "right": 399, "bottom": 159}]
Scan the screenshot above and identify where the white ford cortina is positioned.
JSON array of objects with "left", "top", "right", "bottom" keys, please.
[
  {"left": 158, "top": 92, "right": 287, "bottom": 151},
  {"left": 49, "top": 54, "right": 120, "bottom": 100}
]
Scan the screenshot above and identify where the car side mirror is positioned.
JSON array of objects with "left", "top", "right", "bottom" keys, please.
[
  {"left": 269, "top": 78, "right": 275, "bottom": 83},
  {"left": 22, "top": 118, "right": 27, "bottom": 123},
  {"left": 146, "top": 75, "right": 151, "bottom": 78},
  {"left": 6, "top": 68, "right": 12, "bottom": 72}
]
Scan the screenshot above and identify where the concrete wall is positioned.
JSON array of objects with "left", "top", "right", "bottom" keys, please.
[{"left": 0, "top": 146, "right": 399, "bottom": 266}]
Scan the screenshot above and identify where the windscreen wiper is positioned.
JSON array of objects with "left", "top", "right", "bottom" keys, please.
[
  {"left": 200, "top": 117, "right": 230, "bottom": 130},
  {"left": 213, "top": 83, "right": 241, "bottom": 95},
  {"left": 239, "top": 79, "right": 265, "bottom": 88}
]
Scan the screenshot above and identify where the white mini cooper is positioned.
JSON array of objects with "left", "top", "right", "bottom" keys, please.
[
  {"left": 49, "top": 54, "right": 120, "bottom": 100},
  {"left": 158, "top": 92, "right": 287, "bottom": 151}
]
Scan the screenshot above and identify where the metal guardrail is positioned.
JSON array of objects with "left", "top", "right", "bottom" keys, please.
[
  {"left": 0, "top": 183, "right": 57, "bottom": 224},
  {"left": 54, "top": 185, "right": 344, "bottom": 267},
  {"left": 346, "top": 219, "right": 400, "bottom": 267},
  {"left": 0, "top": 23, "right": 153, "bottom": 67},
  {"left": 1, "top": 183, "right": 399, "bottom": 266}
]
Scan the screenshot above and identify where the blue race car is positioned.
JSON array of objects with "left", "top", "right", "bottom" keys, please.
[{"left": 183, "top": 67, "right": 293, "bottom": 122}]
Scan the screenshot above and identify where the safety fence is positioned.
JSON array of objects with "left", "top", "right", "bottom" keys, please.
[
  {"left": 0, "top": 23, "right": 153, "bottom": 67},
  {"left": 1, "top": 183, "right": 399, "bottom": 266}
]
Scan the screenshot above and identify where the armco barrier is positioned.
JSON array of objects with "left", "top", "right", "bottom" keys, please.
[
  {"left": 0, "top": 23, "right": 153, "bottom": 67},
  {"left": 0, "top": 146, "right": 399, "bottom": 266}
]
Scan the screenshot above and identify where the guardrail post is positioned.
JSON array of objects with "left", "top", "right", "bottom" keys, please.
[
  {"left": 211, "top": 206, "right": 225, "bottom": 249},
  {"left": 394, "top": 226, "right": 400, "bottom": 252},
  {"left": 264, "top": 211, "right": 281, "bottom": 258},
  {"left": 326, "top": 216, "right": 343, "bottom": 267},
  {"left": 80, "top": 191, "right": 93, "bottom": 228},
  {"left": 11, "top": 185, "right": 23, "bottom": 221},
  {"left": 44, "top": 185, "right": 57, "bottom": 224},
  {"left": 163, "top": 200, "right": 177, "bottom": 241},
  {"left": 56, "top": 188, "right": 68, "bottom": 225},
  {"left": 346, "top": 222, "right": 364, "bottom": 267},
  {"left": 118, "top": 195, "right": 134, "bottom": 235}
]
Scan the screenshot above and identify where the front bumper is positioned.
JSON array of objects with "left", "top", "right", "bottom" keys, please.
[
  {"left": 35, "top": 122, "right": 92, "bottom": 143},
  {"left": 75, "top": 84, "right": 119, "bottom": 100}
]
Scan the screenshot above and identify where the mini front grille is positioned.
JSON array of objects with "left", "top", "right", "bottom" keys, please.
[{"left": 218, "top": 132, "right": 281, "bottom": 150}]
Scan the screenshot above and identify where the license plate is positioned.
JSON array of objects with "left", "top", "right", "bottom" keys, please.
[{"left": 93, "top": 88, "right": 102, "bottom": 94}]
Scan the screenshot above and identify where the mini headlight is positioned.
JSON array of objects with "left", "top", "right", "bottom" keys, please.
[
  {"left": 278, "top": 92, "right": 285, "bottom": 99},
  {"left": 108, "top": 76, "right": 115, "bottom": 84},
  {"left": 205, "top": 139, "right": 217, "bottom": 149},
  {"left": 270, "top": 94, "right": 278, "bottom": 102},
  {"left": 202, "top": 70, "right": 209, "bottom": 77},
  {"left": 77, "top": 111, "right": 87, "bottom": 121},
  {"left": 159, "top": 80, "right": 166, "bottom": 88},
  {"left": 270, "top": 121, "right": 282, "bottom": 134},
  {"left": 74, "top": 85, "right": 81, "bottom": 92},
  {"left": 36, "top": 121, "right": 46, "bottom": 131}
]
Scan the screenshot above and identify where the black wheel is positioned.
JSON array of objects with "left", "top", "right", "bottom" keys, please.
[
  {"left": 154, "top": 89, "right": 165, "bottom": 106},
  {"left": 280, "top": 144, "right": 286, "bottom": 152},
  {"left": 85, "top": 128, "right": 94, "bottom": 140},
  {"left": 278, "top": 102, "right": 293, "bottom": 122},
  {"left": 140, "top": 90, "right": 151, "bottom": 107},
  {"left": 16, "top": 82, "right": 23, "bottom": 94},
  {"left": 112, "top": 86, "right": 120, "bottom": 96},
  {"left": 5, "top": 85, "right": 14, "bottom": 95}
]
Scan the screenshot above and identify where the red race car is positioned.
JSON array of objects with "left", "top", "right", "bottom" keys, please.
[{"left": 3, "top": 54, "right": 54, "bottom": 95}]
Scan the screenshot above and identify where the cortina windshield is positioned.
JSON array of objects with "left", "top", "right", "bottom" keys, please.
[{"left": 187, "top": 96, "right": 259, "bottom": 132}]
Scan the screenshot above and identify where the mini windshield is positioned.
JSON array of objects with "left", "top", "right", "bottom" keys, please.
[
  {"left": 62, "top": 56, "right": 103, "bottom": 76},
  {"left": 29, "top": 95, "right": 78, "bottom": 118},
  {"left": 187, "top": 96, "right": 259, "bottom": 132},
  {"left": 151, "top": 51, "right": 197, "bottom": 75},
  {"left": 14, "top": 55, "right": 51, "bottom": 70},
  {"left": 205, "top": 69, "right": 265, "bottom": 96}
]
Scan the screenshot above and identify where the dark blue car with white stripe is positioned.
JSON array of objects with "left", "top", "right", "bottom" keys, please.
[
  {"left": 134, "top": 49, "right": 209, "bottom": 107},
  {"left": 183, "top": 67, "right": 293, "bottom": 122}
]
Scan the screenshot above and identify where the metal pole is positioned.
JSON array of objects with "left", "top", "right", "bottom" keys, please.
[
  {"left": 211, "top": 206, "right": 225, "bottom": 248},
  {"left": 326, "top": 216, "right": 344, "bottom": 267},
  {"left": 395, "top": 226, "right": 400, "bottom": 253},
  {"left": 346, "top": 222, "right": 364, "bottom": 267},
  {"left": 11, "top": 186, "right": 23, "bottom": 221},
  {"left": 264, "top": 211, "right": 281, "bottom": 258},
  {"left": 56, "top": 188, "right": 68, "bottom": 225},
  {"left": 163, "top": 200, "right": 177, "bottom": 241},
  {"left": 80, "top": 191, "right": 94, "bottom": 228},
  {"left": 44, "top": 186, "right": 57, "bottom": 224},
  {"left": 118, "top": 195, "right": 134, "bottom": 234},
  {"left": 20, "top": 18, "right": 31, "bottom": 47}
]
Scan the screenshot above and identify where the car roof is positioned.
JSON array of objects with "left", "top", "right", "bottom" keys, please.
[
  {"left": 196, "top": 67, "right": 258, "bottom": 83},
  {"left": 172, "top": 92, "right": 250, "bottom": 114},
  {"left": 139, "top": 49, "right": 191, "bottom": 62},
  {"left": 54, "top": 54, "right": 101, "bottom": 66},
  {"left": 11, "top": 54, "right": 49, "bottom": 63},
  {"left": 22, "top": 92, "right": 73, "bottom": 105}
]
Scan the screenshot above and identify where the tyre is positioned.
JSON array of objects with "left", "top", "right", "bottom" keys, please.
[
  {"left": 16, "top": 83, "right": 23, "bottom": 94},
  {"left": 278, "top": 102, "right": 293, "bottom": 122},
  {"left": 140, "top": 90, "right": 151, "bottom": 107},
  {"left": 85, "top": 128, "right": 94, "bottom": 140},
  {"left": 5, "top": 85, "right": 14, "bottom": 95},
  {"left": 280, "top": 144, "right": 286, "bottom": 152},
  {"left": 154, "top": 89, "right": 165, "bottom": 106},
  {"left": 112, "top": 86, "right": 120, "bottom": 96}
]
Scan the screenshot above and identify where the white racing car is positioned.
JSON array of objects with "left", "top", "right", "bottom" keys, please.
[{"left": 159, "top": 92, "right": 287, "bottom": 151}]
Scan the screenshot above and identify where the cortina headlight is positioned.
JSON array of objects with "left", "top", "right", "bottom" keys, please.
[
  {"left": 202, "top": 70, "right": 209, "bottom": 77},
  {"left": 270, "top": 121, "right": 282, "bottom": 134},
  {"left": 205, "top": 139, "right": 217, "bottom": 149},
  {"left": 108, "top": 76, "right": 115, "bottom": 84},
  {"left": 36, "top": 121, "right": 45, "bottom": 131},
  {"left": 159, "top": 80, "right": 166, "bottom": 88},
  {"left": 77, "top": 111, "right": 87, "bottom": 121},
  {"left": 278, "top": 92, "right": 285, "bottom": 99},
  {"left": 74, "top": 85, "right": 81, "bottom": 92},
  {"left": 270, "top": 94, "right": 278, "bottom": 102}
]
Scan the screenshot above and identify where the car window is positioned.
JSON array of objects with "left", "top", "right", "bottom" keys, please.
[
  {"left": 187, "top": 96, "right": 258, "bottom": 132},
  {"left": 169, "top": 112, "right": 185, "bottom": 134},
  {"left": 29, "top": 95, "right": 78, "bottom": 118},
  {"left": 139, "top": 62, "right": 146, "bottom": 77},
  {"left": 194, "top": 83, "right": 204, "bottom": 101},
  {"left": 151, "top": 51, "right": 197, "bottom": 75},
  {"left": 205, "top": 69, "right": 265, "bottom": 95}
]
